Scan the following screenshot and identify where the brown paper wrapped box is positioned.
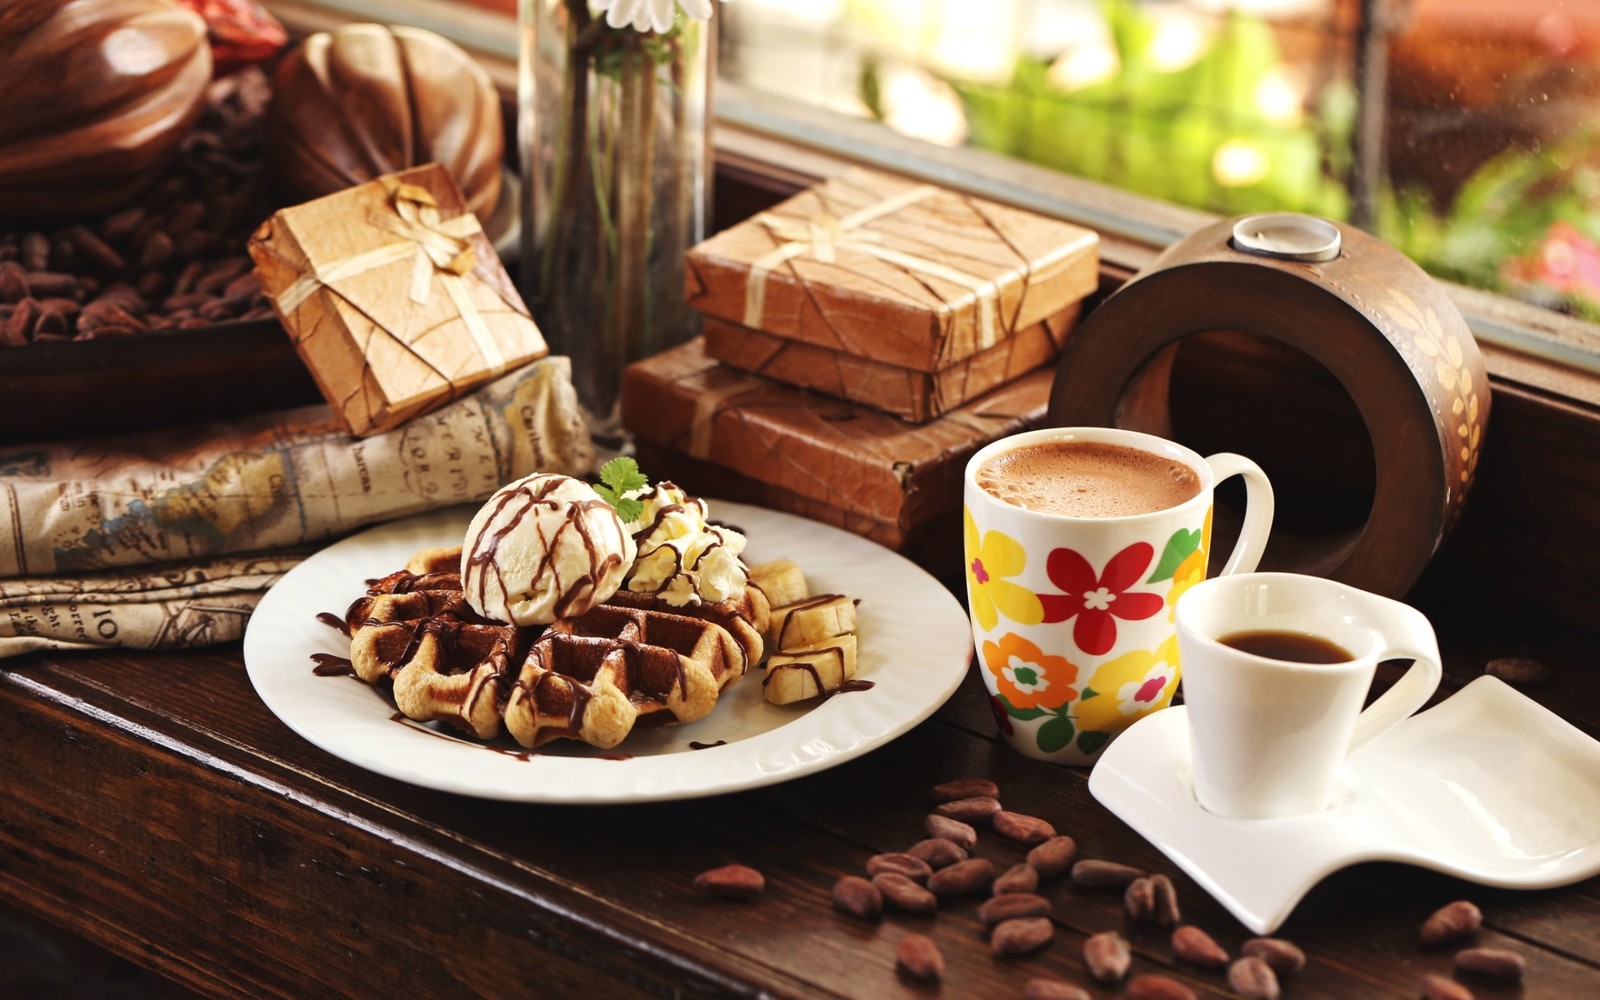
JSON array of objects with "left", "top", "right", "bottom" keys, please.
[
  {"left": 703, "top": 304, "right": 1078, "bottom": 423},
  {"left": 686, "top": 167, "right": 1098, "bottom": 373},
  {"left": 621, "top": 339, "right": 1051, "bottom": 575},
  {"left": 249, "top": 163, "right": 548, "bottom": 437}
]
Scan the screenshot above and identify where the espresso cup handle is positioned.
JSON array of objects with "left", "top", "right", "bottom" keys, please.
[
  {"left": 1347, "top": 597, "right": 1443, "bottom": 754},
  {"left": 1203, "top": 453, "right": 1275, "bottom": 577}
]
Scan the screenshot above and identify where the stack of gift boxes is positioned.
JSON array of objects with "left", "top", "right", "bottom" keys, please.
[{"left": 620, "top": 168, "right": 1101, "bottom": 576}]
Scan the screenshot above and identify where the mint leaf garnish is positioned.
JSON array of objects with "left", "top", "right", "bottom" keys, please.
[{"left": 594, "top": 456, "right": 649, "bottom": 522}]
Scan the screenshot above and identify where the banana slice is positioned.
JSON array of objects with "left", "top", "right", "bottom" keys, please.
[
  {"left": 770, "top": 594, "right": 855, "bottom": 652},
  {"left": 749, "top": 558, "right": 809, "bottom": 609},
  {"left": 763, "top": 635, "right": 859, "bottom": 705}
]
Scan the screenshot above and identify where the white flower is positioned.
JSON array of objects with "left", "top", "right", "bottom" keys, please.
[{"left": 594, "top": 0, "right": 713, "bottom": 34}]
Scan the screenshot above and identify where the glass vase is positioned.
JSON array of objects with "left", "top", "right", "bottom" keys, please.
[{"left": 518, "top": 0, "right": 714, "bottom": 443}]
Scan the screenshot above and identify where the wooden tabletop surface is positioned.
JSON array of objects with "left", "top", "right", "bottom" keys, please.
[{"left": 2, "top": 585, "right": 1597, "bottom": 1000}]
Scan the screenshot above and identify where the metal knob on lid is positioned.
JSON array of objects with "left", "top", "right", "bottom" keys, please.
[{"left": 1231, "top": 213, "right": 1342, "bottom": 262}]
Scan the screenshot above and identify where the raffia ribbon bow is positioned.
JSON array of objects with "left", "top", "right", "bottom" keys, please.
[
  {"left": 744, "top": 184, "right": 1005, "bottom": 348},
  {"left": 276, "top": 180, "right": 504, "bottom": 370}
]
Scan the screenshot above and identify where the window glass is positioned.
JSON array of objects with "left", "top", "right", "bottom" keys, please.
[{"left": 718, "top": 0, "right": 1600, "bottom": 325}]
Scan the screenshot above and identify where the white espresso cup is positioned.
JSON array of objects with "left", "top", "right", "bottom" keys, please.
[{"left": 1174, "top": 572, "right": 1443, "bottom": 819}]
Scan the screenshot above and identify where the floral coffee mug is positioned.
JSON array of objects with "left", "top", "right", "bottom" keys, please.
[{"left": 963, "top": 427, "right": 1275, "bottom": 765}]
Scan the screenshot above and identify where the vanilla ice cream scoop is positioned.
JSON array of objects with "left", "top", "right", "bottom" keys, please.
[
  {"left": 461, "top": 473, "right": 637, "bottom": 626},
  {"left": 623, "top": 483, "right": 748, "bottom": 606}
]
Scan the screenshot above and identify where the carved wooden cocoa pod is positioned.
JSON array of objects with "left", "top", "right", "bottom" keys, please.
[
  {"left": 265, "top": 24, "right": 503, "bottom": 221},
  {"left": 0, "top": 0, "right": 211, "bottom": 220}
]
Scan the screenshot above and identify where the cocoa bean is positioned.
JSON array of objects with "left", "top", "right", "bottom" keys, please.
[
  {"left": 1421, "top": 974, "right": 1474, "bottom": 1000},
  {"left": 1023, "top": 978, "right": 1090, "bottom": 1000},
  {"left": 993, "top": 810, "right": 1056, "bottom": 845},
  {"left": 1083, "top": 930, "right": 1130, "bottom": 983},
  {"left": 140, "top": 231, "right": 174, "bottom": 270},
  {"left": 198, "top": 299, "right": 237, "bottom": 322},
  {"left": 924, "top": 813, "right": 978, "bottom": 850},
  {"left": 136, "top": 270, "right": 167, "bottom": 300},
  {"left": 906, "top": 837, "right": 966, "bottom": 867},
  {"left": 101, "top": 206, "right": 145, "bottom": 244},
  {"left": 866, "top": 852, "right": 932, "bottom": 883},
  {"left": 1484, "top": 657, "right": 1548, "bottom": 686},
  {"left": 1171, "top": 925, "right": 1229, "bottom": 968},
  {"left": 1241, "top": 938, "right": 1305, "bottom": 975},
  {"left": 830, "top": 875, "right": 882, "bottom": 921},
  {"left": 1227, "top": 956, "right": 1280, "bottom": 1000},
  {"left": 1125, "top": 877, "right": 1156, "bottom": 921},
  {"left": 175, "top": 230, "right": 216, "bottom": 262},
  {"left": 871, "top": 872, "right": 937, "bottom": 914},
  {"left": 1, "top": 299, "right": 35, "bottom": 346},
  {"left": 173, "top": 259, "right": 206, "bottom": 296},
  {"left": 50, "top": 237, "right": 74, "bottom": 271},
  {"left": 1125, "top": 974, "right": 1197, "bottom": 1000},
  {"left": 24, "top": 271, "right": 77, "bottom": 299},
  {"left": 32, "top": 299, "right": 70, "bottom": 337},
  {"left": 0, "top": 262, "right": 24, "bottom": 303},
  {"left": 164, "top": 293, "right": 214, "bottom": 313},
  {"left": 1454, "top": 947, "right": 1525, "bottom": 981},
  {"left": 60, "top": 226, "right": 116, "bottom": 270},
  {"left": 178, "top": 316, "right": 211, "bottom": 329},
  {"left": 80, "top": 301, "right": 146, "bottom": 334},
  {"left": 1421, "top": 900, "right": 1482, "bottom": 947},
  {"left": 1150, "top": 874, "right": 1181, "bottom": 928},
  {"left": 692, "top": 864, "right": 764, "bottom": 900},
  {"left": 929, "top": 777, "right": 999, "bottom": 803},
  {"left": 933, "top": 795, "right": 1002, "bottom": 824},
  {"left": 166, "top": 200, "right": 206, "bottom": 239},
  {"left": 21, "top": 231, "right": 49, "bottom": 271},
  {"left": 1026, "top": 835, "right": 1077, "bottom": 877},
  {"left": 98, "top": 283, "right": 144, "bottom": 311},
  {"left": 1071, "top": 859, "right": 1144, "bottom": 889},
  {"left": 990, "top": 916, "right": 1053, "bottom": 956},
  {"left": 993, "top": 862, "right": 1039, "bottom": 895},
  {"left": 926, "top": 857, "right": 995, "bottom": 898},
  {"left": 200, "top": 255, "right": 251, "bottom": 289},
  {"left": 895, "top": 933, "right": 944, "bottom": 981},
  {"left": 978, "top": 892, "right": 1051, "bottom": 927},
  {"left": 240, "top": 305, "right": 277, "bottom": 322}
]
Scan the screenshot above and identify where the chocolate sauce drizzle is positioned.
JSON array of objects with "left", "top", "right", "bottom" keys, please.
[
  {"left": 310, "top": 652, "right": 354, "bottom": 677},
  {"left": 316, "top": 611, "right": 351, "bottom": 636},
  {"left": 688, "top": 740, "right": 727, "bottom": 750}
]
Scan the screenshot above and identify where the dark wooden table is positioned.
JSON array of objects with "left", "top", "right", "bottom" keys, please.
[{"left": 2, "top": 590, "right": 1597, "bottom": 1000}]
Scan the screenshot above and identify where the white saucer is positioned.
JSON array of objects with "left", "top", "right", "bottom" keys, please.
[{"left": 1088, "top": 675, "right": 1600, "bottom": 934}]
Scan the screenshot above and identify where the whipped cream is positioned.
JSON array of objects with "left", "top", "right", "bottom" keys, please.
[{"left": 623, "top": 484, "right": 748, "bottom": 606}]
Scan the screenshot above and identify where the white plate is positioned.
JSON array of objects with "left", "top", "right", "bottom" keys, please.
[
  {"left": 244, "top": 501, "right": 972, "bottom": 803},
  {"left": 1089, "top": 676, "right": 1600, "bottom": 934}
]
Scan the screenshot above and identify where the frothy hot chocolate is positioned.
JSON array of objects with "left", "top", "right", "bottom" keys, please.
[{"left": 977, "top": 440, "right": 1202, "bottom": 518}]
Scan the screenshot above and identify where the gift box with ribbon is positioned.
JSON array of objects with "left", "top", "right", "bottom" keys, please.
[
  {"left": 620, "top": 338, "right": 1052, "bottom": 575},
  {"left": 249, "top": 164, "right": 548, "bottom": 437},
  {"left": 685, "top": 167, "right": 1098, "bottom": 417}
]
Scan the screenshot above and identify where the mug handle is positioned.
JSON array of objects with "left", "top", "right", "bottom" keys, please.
[
  {"left": 1347, "top": 597, "right": 1443, "bottom": 754},
  {"left": 1203, "top": 453, "right": 1275, "bottom": 576}
]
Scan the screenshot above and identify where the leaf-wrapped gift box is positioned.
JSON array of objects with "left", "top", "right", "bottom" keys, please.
[
  {"left": 686, "top": 167, "right": 1097, "bottom": 420},
  {"left": 621, "top": 338, "right": 1051, "bottom": 575},
  {"left": 250, "top": 163, "right": 548, "bottom": 437}
]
